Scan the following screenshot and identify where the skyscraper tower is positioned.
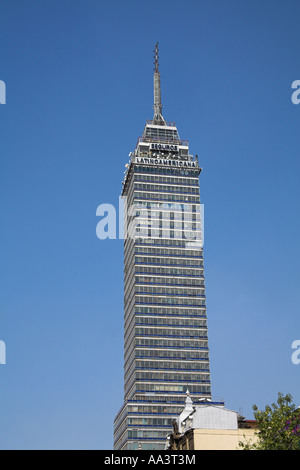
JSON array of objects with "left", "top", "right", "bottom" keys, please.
[{"left": 113, "top": 44, "right": 214, "bottom": 450}]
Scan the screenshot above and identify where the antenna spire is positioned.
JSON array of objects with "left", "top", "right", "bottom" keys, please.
[
  {"left": 153, "top": 43, "right": 165, "bottom": 124},
  {"left": 154, "top": 42, "right": 159, "bottom": 73}
]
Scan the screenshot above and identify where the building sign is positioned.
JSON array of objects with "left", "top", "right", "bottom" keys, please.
[
  {"left": 151, "top": 143, "right": 178, "bottom": 152},
  {"left": 135, "top": 156, "right": 197, "bottom": 168}
]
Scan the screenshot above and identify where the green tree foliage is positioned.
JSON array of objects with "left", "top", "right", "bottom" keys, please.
[{"left": 240, "top": 392, "right": 300, "bottom": 450}]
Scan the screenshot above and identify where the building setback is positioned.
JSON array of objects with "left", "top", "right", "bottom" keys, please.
[{"left": 113, "top": 44, "right": 216, "bottom": 450}]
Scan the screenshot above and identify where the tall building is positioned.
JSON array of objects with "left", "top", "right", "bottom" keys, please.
[{"left": 114, "top": 44, "right": 216, "bottom": 450}]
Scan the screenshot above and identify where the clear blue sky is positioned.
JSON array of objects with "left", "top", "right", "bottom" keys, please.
[{"left": 0, "top": 0, "right": 299, "bottom": 450}]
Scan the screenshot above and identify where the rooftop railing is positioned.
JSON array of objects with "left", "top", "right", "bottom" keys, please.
[
  {"left": 137, "top": 136, "right": 189, "bottom": 147},
  {"left": 146, "top": 119, "right": 176, "bottom": 127}
]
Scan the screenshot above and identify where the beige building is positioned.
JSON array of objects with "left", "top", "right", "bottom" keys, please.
[{"left": 166, "top": 391, "right": 258, "bottom": 450}]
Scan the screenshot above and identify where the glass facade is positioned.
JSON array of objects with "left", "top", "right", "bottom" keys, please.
[{"left": 113, "top": 119, "right": 212, "bottom": 450}]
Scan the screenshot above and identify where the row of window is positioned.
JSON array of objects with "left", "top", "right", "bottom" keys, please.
[
  {"left": 132, "top": 229, "right": 202, "bottom": 242},
  {"left": 128, "top": 404, "right": 182, "bottom": 414},
  {"left": 134, "top": 166, "right": 199, "bottom": 177},
  {"left": 135, "top": 315, "right": 207, "bottom": 327},
  {"left": 135, "top": 338, "right": 208, "bottom": 349},
  {"left": 133, "top": 221, "right": 201, "bottom": 231},
  {"left": 135, "top": 256, "right": 203, "bottom": 267},
  {"left": 133, "top": 200, "right": 199, "bottom": 211},
  {"left": 136, "top": 371, "right": 210, "bottom": 382},
  {"left": 128, "top": 220, "right": 200, "bottom": 234},
  {"left": 134, "top": 214, "right": 200, "bottom": 223},
  {"left": 130, "top": 206, "right": 201, "bottom": 217},
  {"left": 136, "top": 296, "right": 205, "bottom": 307},
  {"left": 135, "top": 360, "right": 209, "bottom": 371},
  {"left": 128, "top": 417, "right": 173, "bottom": 427},
  {"left": 136, "top": 276, "right": 204, "bottom": 288},
  {"left": 126, "top": 443, "right": 166, "bottom": 450},
  {"left": 132, "top": 207, "right": 200, "bottom": 218},
  {"left": 135, "top": 327, "right": 207, "bottom": 338},
  {"left": 136, "top": 276, "right": 204, "bottom": 287},
  {"left": 143, "top": 126, "right": 179, "bottom": 138},
  {"left": 130, "top": 200, "right": 198, "bottom": 212},
  {"left": 143, "top": 127, "right": 179, "bottom": 138},
  {"left": 135, "top": 246, "right": 202, "bottom": 258},
  {"left": 128, "top": 429, "right": 169, "bottom": 440},
  {"left": 135, "top": 286, "right": 204, "bottom": 296},
  {"left": 135, "top": 306, "right": 206, "bottom": 317},
  {"left": 136, "top": 266, "right": 203, "bottom": 277},
  {"left": 136, "top": 238, "right": 201, "bottom": 248},
  {"left": 134, "top": 191, "right": 200, "bottom": 203},
  {"left": 133, "top": 231, "right": 202, "bottom": 245},
  {"left": 134, "top": 183, "right": 200, "bottom": 195},
  {"left": 134, "top": 174, "right": 198, "bottom": 186},
  {"left": 132, "top": 395, "right": 209, "bottom": 405},
  {"left": 135, "top": 349, "right": 209, "bottom": 360},
  {"left": 135, "top": 384, "right": 211, "bottom": 394}
]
